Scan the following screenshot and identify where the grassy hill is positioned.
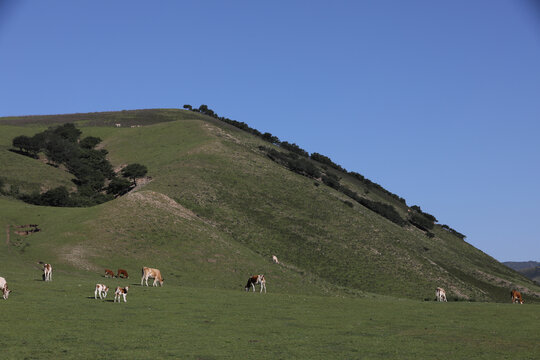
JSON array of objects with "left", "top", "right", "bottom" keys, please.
[{"left": 1, "top": 109, "right": 539, "bottom": 303}]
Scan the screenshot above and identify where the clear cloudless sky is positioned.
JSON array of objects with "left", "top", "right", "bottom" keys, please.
[{"left": 1, "top": 1, "right": 539, "bottom": 262}]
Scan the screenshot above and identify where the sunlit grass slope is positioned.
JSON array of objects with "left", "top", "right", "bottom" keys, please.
[{"left": 1, "top": 109, "right": 538, "bottom": 302}]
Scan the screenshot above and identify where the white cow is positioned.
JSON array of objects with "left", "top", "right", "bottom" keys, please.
[
  {"left": 141, "top": 267, "right": 164, "bottom": 287},
  {"left": 272, "top": 255, "right": 279, "bottom": 264},
  {"left": 114, "top": 286, "right": 129, "bottom": 302},
  {"left": 94, "top": 284, "right": 109, "bottom": 299},
  {"left": 40, "top": 262, "right": 52, "bottom": 281},
  {"left": 0, "top": 277, "right": 11, "bottom": 300},
  {"left": 245, "top": 275, "right": 266, "bottom": 293},
  {"left": 436, "top": 287, "right": 447, "bottom": 302}
]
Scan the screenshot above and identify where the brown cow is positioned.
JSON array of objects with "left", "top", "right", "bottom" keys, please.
[
  {"left": 141, "top": 267, "right": 164, "bottom": 287},
  {"left": 104, "top": 269, "right": 115, "bottom": 278},
  {"left": 117, "top": 269, "right": 129, "bottom": 279},
  {"left": 511, "top": 290, "right": 523, "bottom": 304}
]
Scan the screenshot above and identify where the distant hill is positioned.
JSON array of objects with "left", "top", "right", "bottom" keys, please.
[
  {"left": 504, "top": 261, "right": 540, "bottom": 284},
  {"left": 1, "top": 108, "right": 539, "bottom": 302}
]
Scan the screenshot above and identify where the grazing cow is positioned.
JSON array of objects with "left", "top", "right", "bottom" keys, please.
[
  {"left": 0, "top": 277, "right": 11, "bottom": 300},
  {"left": 141, "top": 267, "right": 164, "bottom": 287},
  {"left": 115, "top": 123, "right": 121, "bottom": 127},
  {"left": 436, "top": 287, "right": 447, "bottom": 302},
  {"left": 104, "top": 269, "right": 115, "bottom": 278},
  {"left": 114, "top": 286, "right": 129, "bottom": 303},
  {"left": 94, "top": 284, "right": 109, "bottom": 299},
  {"left": 272, "top": 255, "right": 279, "bottom": 264},
  {"left": 117, "top": 269, "right": 129, "bottom": 279},
  {"left": 245, "top": 274, "right": 266, "bottom": 293},
  {"left": 40, "top": 262, "right": 52, "bottom": 281},
  {"left": 511, "top": 290, "right": 524, "bottom": 304}
]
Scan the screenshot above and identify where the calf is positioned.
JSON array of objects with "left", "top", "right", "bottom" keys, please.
[
  {"left": 114, "top": 286, "right": 129, "bottom": 303},
  {"left": 436, "top": 287, "right": 447, "bottom": 302},
  {"left": 511, "top": 290, "right": 524, "bottom": 304},
  {"left": 272, "top": 255, "right": 279, "bottom": 264},
  {"left": 245, "top": 274, "right": 266, "bottom": 293},
  {"left": 0, "top": 277, "right": 11, "bottom": 300},
  {"left": 94, "top": 284, "right": 109, "bottom": 299},
  {"left": 40, "top": 262, "right": 52, "bottom": 281},
  {"left": 104, "top": 269, "right": 115, "bottom": 278},
  {"left": 141, "top": 267, "right": 164, "bottom": 287},
  {"left": 117, "top": 269, "right": 129, "bottom": 279}
]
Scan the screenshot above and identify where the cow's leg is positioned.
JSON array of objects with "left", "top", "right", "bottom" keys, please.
[
  {"left": 123, "top": 294, "right": 127, "bottom": 302},
  {"left": 95, "top": 288, "right": 98, "bottom": 299},
  {"left": 141, "top": 276, "right": 145, "bottom": 286}
]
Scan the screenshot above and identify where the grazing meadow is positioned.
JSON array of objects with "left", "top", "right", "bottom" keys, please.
[{"left": 1, "top": 109, "right": 539, "bottom": 358}]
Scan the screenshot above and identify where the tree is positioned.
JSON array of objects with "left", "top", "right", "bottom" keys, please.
[
  {"left": 52, "top": 123, "right": 82, "bottom": 143},
  {"left": 106, "top": 177, "right": 132, "bottom": 196},
  {"left": 79, "top": 136, "right": 102, "bottom": 149},
  {"left": 39, "top": 186, "right": 71, "bottom": 207},
  {"left": 183, "top": 104, "right": 192, "bottom": 110},
  {"left": 12, "top": 135, "right": 31, "bottom": 152},
  {"left": 121, "top": 163, "right": 148, "bottom": 185}
]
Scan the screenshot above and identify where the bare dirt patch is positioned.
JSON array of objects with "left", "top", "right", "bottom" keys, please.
[
  {"left": 124, "top": 191, "right": 198, "bottom": 221},
  {"left": 59, "top": 244, "right": 99, "bottom": 271}
]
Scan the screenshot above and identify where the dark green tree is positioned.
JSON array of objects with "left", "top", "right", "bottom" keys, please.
[
  {"left": 106, "top": 177, "right": 132, "bottom": 196},
  {"left": 79, "top": 136, "right": 102, "bottom": 149},
  {"left": 121, "top": 163, "right": 148, "bottom": 185}
]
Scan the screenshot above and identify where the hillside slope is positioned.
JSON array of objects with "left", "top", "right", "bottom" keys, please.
[{"left": 1, "top": 109, "right": 538, "bottom": 302}]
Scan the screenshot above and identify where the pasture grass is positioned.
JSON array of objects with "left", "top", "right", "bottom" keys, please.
[{"left": 0, "top": 268, "right": 538, "bottom": 359}]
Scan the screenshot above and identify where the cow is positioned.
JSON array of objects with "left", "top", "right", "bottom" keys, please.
[
  {"left": 115, "top": 123, "right": 121, "bottom": 127},
  {"left": 436, "top": 287, "right": 447, "bottom": 302},
  {"left": 40, "top": 262, "right": 52, "bottom": 281},
  {"left": 272, "top": 255, "right": 279, "bottom": 264},
  {"left": 141, "top": 267, "right": 164, "bottom": 287},
  {"left": 245, "top": 274, "right": 266, "bottom": 293},
  {"left": 511, "top": 290, "right": 523, "bottom": 304},
  {"left": 94, "top": 284, "right": 109, "bottom": 299},
  {"left": 104, "top": 269, "right": 115, "bottom": 278},
  {"left": 117, "top": 269, "right": 129, "bottom": 279},
  {"left": 114, "top": 286, "right": 129, "bottom": 303},
  {"left": 0, "top": 277, "right": 11, "bottom": 300}
]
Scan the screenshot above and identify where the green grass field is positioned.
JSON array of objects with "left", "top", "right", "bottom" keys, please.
[
  {"left": 1, "top": 109, "right": 540, "bottom": 358},
  {"left": 1, "top": 268, "right": 539, "bottom": 359}
]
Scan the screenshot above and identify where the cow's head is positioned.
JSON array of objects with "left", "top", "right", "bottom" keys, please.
[{"left": 2, "top": 288, "right": 11, "bottom": 300}]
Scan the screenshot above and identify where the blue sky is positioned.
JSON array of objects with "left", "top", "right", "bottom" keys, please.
[{"left": 1, "top": 1, "right": 539, "bottom": 262}]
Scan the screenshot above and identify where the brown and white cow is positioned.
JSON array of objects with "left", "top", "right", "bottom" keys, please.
[
  {"left": 41, "top": 263, "right": 52, "bottom": 281},
  {"left": 94, "top": 284, "right": 109, "bottom": 299},
  {"left": 141, "top": 267, "right": 164, "bottom": 287},
  {"left": 272, "top": 255, "right": 279, "bottom": 264},
  {"left": 245, "top": 274, "right": 266, "bottom": 293},
  {"left": 104, "top": 269, "right": 115, "bottom": 278},
  {"left": 436, "top": 287, "right": 447, "bottom": 302},
  {"left": 511, "top": 290, "right": 523, "bottom": 304},
  {"left": 114, "top": 286, "right": 129, "bottom": 303},
  {"left": 0, "top": 277, "right": 11, "bottom": 300},
  {"left": 117, "top": 269, "right": 129, "bottom": 279}
]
